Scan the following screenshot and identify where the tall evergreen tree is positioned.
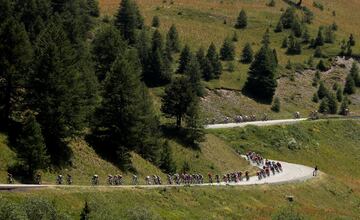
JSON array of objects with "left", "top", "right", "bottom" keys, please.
[
  {"left": 235, "top": 9, "right": 247, "bottom": 29},
  {"left": 339, "top": 96, "right": 350, "bottom": 115},
  {"left": 115, "top": 0, "right": 144, "bottom": 44},
  {"left": 30, "top": 23, "right": 89, "bottom": 164},
  {"left": 136, "top": 29, "right": 151, "bottom": 80},
  {"left": 287, "top": 34, "right": 302, "bottom": 55},
  {"left": 336, "top": 86, "right": 343, "bottom": 102},
  {"left": 317, "top": 81, "right": 328, "bottom": 99},
  {"left": 261, "top": 29, "right": 271, "bottom": 46},
  {"left": 243, "top": 43, "right": 278, "bottom": 102},
  {"left": 280, "top": 7, "right": 296, "bottom": 29},
  {"left": 92, "top": 25, "right": 126, "bottom": 82},
  {"left": 152, "top": 15, "right": 160, "bottom": 28},
  {"left": 161, "top": 77, "right": 196, "bottom": 127},
  {"left": 185, "top": 56, "right": 204, "bottom": 97},
  {"left": 241, "top": 43, "right": 254, "bottom": 64},
  {"left": 206, "top": 43, "right": 222, "bottom": 78},
  {"left": 220, "top": 37, "right": 235, "bottom": 61},
  {"left": 93, "top": 50, "right": 160, "bottom": 170},
  {"left": 177, "top": 45, "right": 191, "bottom": 74},
  {"left": 274, "top": 20, "right": 283, "bottom": 33},
  {"left": 159, "top": 141, "right": 176, "bottom": 174},
  {"left": 318, "top": 97, "right": 329, "bottom": 113},
  {"left": 145, "top": 30, "right": 172, "bottom": 86},
  {"left": 184, "top": 99, "right": 205, "bottom": 148},
  {"left": 327, "top": 92, "right": 338, "bottom": 114},
  {"left": 348, "top": 34, "right": 355, "bottom": 46},
  {"left": 13, "top": 112, "right": 49, "bottom": 179},
  {"left": 344, "top": 74, "right": 356, "bottom": 95},
  {"left": 350, "top": 62, "right": 360, "bottom": 87},
  {"left": 302, "top": 27, "right": 311, "bottom": 43},
  {"left": 324, "top": 26, "right": 335, "bottom": 44},
  {"left": 166, "top": 24, "right": 180, "bottom": 53},
  {"left": 314, "top": 28, "right": 324, "bottom": 47},
  {"left": 291, "top": 18, "right": 302, "bottom": 37},
  {"left": 0, "top": 18, "right": 33, "bottom": 129}
]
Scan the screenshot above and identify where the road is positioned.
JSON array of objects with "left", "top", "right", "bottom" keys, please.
[
  {"left": 0, "top": 156, "right": 315, "bottom": 191},
  {"left": 205, "top": 118, "right": 308, "bottom": 129}
]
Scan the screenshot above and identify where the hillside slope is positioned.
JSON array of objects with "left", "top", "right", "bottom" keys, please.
[{"left": 1, "top": 120, "right": 360, "bottom": 219}]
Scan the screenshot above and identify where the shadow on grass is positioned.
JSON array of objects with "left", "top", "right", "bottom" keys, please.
[{"left": 161, "top": 124, "right": 201, "bottom": 151}]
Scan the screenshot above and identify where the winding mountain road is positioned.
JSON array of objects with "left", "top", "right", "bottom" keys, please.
[
  {"left": 205, "top": 118, "right": 308, "bottom": 129},
  {"left": 0, "top": 157, "right": 315, "bottom": 190}
]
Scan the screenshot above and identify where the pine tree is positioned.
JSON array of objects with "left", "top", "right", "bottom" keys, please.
[
  {"left": 314, "top": 46, "right": 324, "bottom": 58},
  {"left": 317, "top": 59, "right": 328, "bottom": 71},
  {"left": 161, "top": 77, "right": 196, "bottom": 127},
  {"left": 159, "top": 141, "right": 176, "bottom": 174},
  {"left": 185, "top": 56, "right": 204, "bottom": 97},
  {"left": 152, "top": 15, "right": 160, "bottom": 28},
  {"left": 280, "top": 7, "right": 296, "bottom": 29},
  {"left": 287, "top": 34, "right": 301, "bottom": 55},
  {"left": 93, "top": 50, "right": 159, "bottom": 170},
  {"left": 30, "top": 23, "right": 89, "bottom": 164},
  {"left": 145, "top": 30, "right": 172, "bottom": 86},
  {"left": 327, "top": 92, "right": 338, "bottom": 114},
  {"left": 177, "top": 45, "right": 191, "bottom": 73},
  {"left": 314, "top": 28, "right": 324, "bottom": 47},
  {"left": 271, "top": 97, "right": 281, "bottom": 112},
  {"left": 302, "top": 27, "right": 311, "bottom": 43},
  {"left": 324, "top": 26, "right": 335, "bottom": 43},
  {"left": 291, "top": 18, "right": 302, "bottom": 38},
  {"left": 115, "top": 0, "right": 144, "bottom": 44},
  {"left": 274, "top": 20, "right": 283, "bottom": 33},
  {"left": 350, "top": 62, "right": 360, "bottom": 87},
  {"left": 349, "top": 34, "right": 355, "bottom": 46},
  {"left": 220, "top": 37, "right": 235, "bottom": 61},
  {"left": 235, "top": 9, "right": 247, "bottom": 29},
  {"left": 336, "top": 86, "right": 343, "bottom": 102},
  {"left": 243, "top": 44, "right": 278, "bottom": 102},
  {"left": 261, "top": 29, "right": 271, "bottom": 46},
  {"left": 241, "top": 43, "right": 254, "bottom": 64},
  {"left": 167, "top": 24, "right": 180, "bottom": 53},
  {"left": 184, "top": 99, "right": 205, "bottom": 148},
  {"left": 339, "top": 96, "right": 350, "bottom": 115},
  {"left": 92, "top": 26, "right": 126, "bottom": 82},
  {"left": 206, "top": 43, "right": 222, "bottom": 78},
  {"left": 0, "top": 18, "right": 33, "bottom": 129},
  {"left": 87, "top": 0, "right": 100, "bottom": 17},
  {"left": 312, "top": 93, "right": 319, "bottom": 103},
  {"left": 13, "top": 112, "right": 49, "bottom": 178},
  {"left": 344, "top": 74, "right": 356, "bottom": 95},
  {"left": 312, "top": 71, "right": 321, "bottom": 87},
  {"left": 80, "top": 201, "right": 91, "bottom": 220},
  {"left": 317, "top": 81, "right": 328, "bottom": 99},
  {"left": 318, "top": 97, "right": 329, "bottom": 113}
]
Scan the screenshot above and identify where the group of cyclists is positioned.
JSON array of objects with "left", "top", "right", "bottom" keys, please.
[
  {"left": 246, "top": 151, "right": 283, "bottom": 180},
  {"left": 5, "top": 150, "right": 287, "bottom": 186}
]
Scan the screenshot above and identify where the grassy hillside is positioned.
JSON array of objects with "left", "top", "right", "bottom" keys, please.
[
  {"left": 202, "top": 58, "right": 360, "bottom": 122},
  {"left": 210, "top": 120, "right": 360, "bottom": 187},
  {"left": 0, "top": 133, "right": 253, "bottom": 185},
  {"left": 100, "top": 0, "right": 360, "bottom": 90},
  {"left": 97, "top": 0, "right": 360, "bottom": 122},
  {"left": 1, "top": 120, "right": 360, "bottom": 219}
]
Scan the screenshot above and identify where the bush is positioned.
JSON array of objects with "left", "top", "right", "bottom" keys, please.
[{"left": 0, "top": 198, "right": 27, "bottom": 220}]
